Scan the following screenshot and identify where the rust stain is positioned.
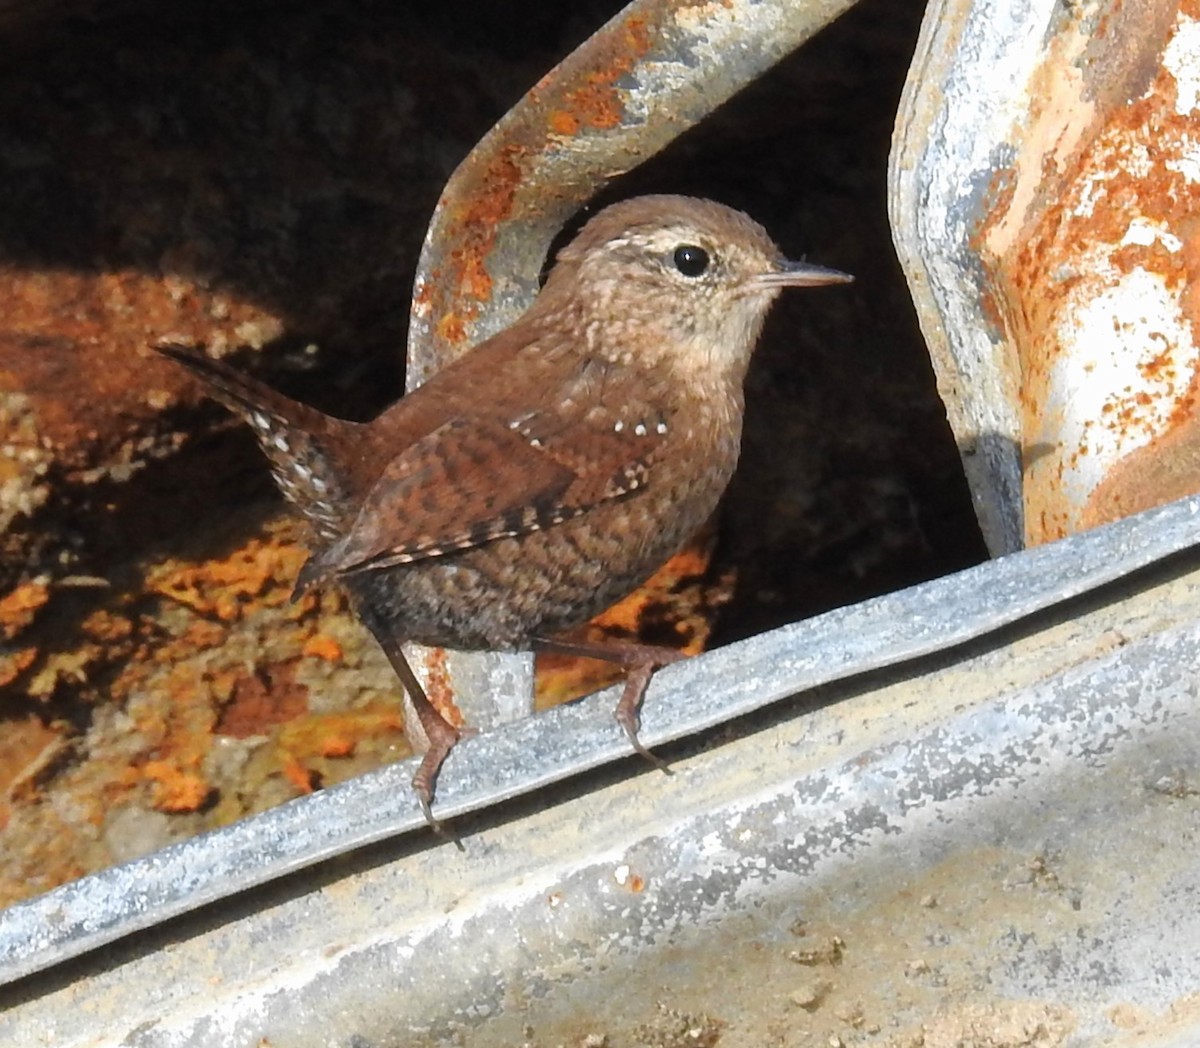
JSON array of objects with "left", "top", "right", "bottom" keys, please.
[
  {"left": 970, "top": 165, "right": 1021, "bottom": 390},
  {"left": 0, "top": 718, "right": 66, "bottom": 804},
  {"left": 548, "top": 109, "right": 580, "bottom": 136},
  {"left": 423, "top": 645, "right": 465, "bottom": 728},
  {"left": 435, "top": 310, "right": 468, "bottom": 347},
  {"left": 215, "top": 662, "right": 309, "bottom": 738},
  {"left": 558, "top": 14, "right": 652, "bottom": 133},
  {"left": 433, "top": 144, "right": 529, "bottom": 352},
  {"left": 301, "top": 633, "right": 343, "bottom": 662},
  {"left": 411, "top": 279, "right": 433, "bottom": 308},
  {"left": 1179, "top": 212, "right": 1200, "bottom": 357},
  {"left": 1082, "top": 404, "right": 1200, "bottom": 529},
  {"left": 562, "top": 72, "right": 626, "bottom": 132},
  {"left": 977, "top": 5, "right": 1200, "bottom": 544},
  {"left": 0, "top": 266, "right": 281, "bottom": 469},
  {"left": 425, "top": 9, "right": 659, "bottom": 357}
]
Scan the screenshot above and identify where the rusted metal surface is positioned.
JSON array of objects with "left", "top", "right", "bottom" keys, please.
[
  {"left": 405, "top": 0, "right": 861, "bottom": 730},
  {"left": 990, "top": 0, "right": 1200, "bottom": 545},
  {"left": 891, "top": 0, "right": 1200, "bottom": 551}
]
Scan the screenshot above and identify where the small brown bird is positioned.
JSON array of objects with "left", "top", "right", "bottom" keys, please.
[{"left": 159, "top": 195, "right": 851, "bottom": 822}]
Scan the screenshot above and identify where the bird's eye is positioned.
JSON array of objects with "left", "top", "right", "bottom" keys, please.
[{"left": 672, "top": 244, "right": 710, "bottom": 277}]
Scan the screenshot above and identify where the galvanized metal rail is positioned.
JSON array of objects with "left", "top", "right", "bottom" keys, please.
[
  {"left": 5, "top": 493, "right": 1200, "bottom": 1045},
  {"left": 3, "top": 492, "right": 1199, "bottom": 991}
]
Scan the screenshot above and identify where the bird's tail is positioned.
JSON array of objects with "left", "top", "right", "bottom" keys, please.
[{"left": 157, "top": 343, "right": 359, "bottom": 542}]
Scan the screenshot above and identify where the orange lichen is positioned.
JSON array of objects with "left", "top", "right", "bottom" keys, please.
[
  {"left": 319, "top": 735, "right": 355, "bottom": 759},
  {"left": 142, "top": 760, "right": 212, "bottom": 813},
  {"left": 0, "top": 581, "right": 49, "bottom": 640},
  {"left": 0, "top": 646, "right": 37, "bottom": 688},
  {"left": 148, "top": 533, "right": 307, "bottom": 622},
  {"left": 590, "top": 542, "right": 713, "bottom": 646},
  {"left": 81, "top": 608, "right": 134, "bottom": 644},
  {"left": 277, "top": 707, "right": 406, "bottom": 763},
  {"left": 302, "top": 633, "right": 343, "bottom": 662},
  {"left": 182, "top": 619, "right": 228, "bottom": 651},
  {"left": 536, "top": 535, "right": 722, "bottom": 709},
  {"left": 281, "top": 755, "right": 318, "bottom": 794}
]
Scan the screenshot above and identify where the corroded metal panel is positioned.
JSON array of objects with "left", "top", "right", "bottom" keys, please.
[{"left": 891, "top": 0, "right": 1200, "bottom": 550}]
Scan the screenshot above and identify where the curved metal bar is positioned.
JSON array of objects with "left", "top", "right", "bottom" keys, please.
[
  {"left": 3, "top": 490, "right": 1200, "bottom": 988},
  {"left": 407, "top": 0, "right": 862, "bottom": 381},
  {"left": 888, "top": 0, "right": 1045, "bottom": 555}
]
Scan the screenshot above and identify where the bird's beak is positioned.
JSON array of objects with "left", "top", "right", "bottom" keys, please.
[{"left": 748, "top": 260, "right": 854, "bottom": 290}]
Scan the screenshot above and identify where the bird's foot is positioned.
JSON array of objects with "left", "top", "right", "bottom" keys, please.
[
  {"left": 411, "top": 718, "right": 478, "bottom": 849},
  {"left": 535, "top": 636, "right": 687, "bottom": 772}
]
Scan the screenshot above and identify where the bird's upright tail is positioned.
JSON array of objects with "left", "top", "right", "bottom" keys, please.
[{"left": 156, "top": 343, "right": 360, "bottom": 542}]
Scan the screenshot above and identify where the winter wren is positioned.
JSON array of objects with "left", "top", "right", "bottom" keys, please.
[{"left": 159, "top": 195, "right": 851, "bottom": 822}]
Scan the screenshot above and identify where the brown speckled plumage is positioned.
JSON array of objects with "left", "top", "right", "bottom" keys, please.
[{"left": 159, "top": 194, "right": 851, "bottom": 821}]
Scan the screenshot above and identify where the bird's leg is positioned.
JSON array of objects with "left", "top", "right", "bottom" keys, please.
[
  {"left": 534, "top": 636, "right": 687, "bottom": 771},
  {"left": 353, "top": 600, "right": 469, "bottom": 839}
]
